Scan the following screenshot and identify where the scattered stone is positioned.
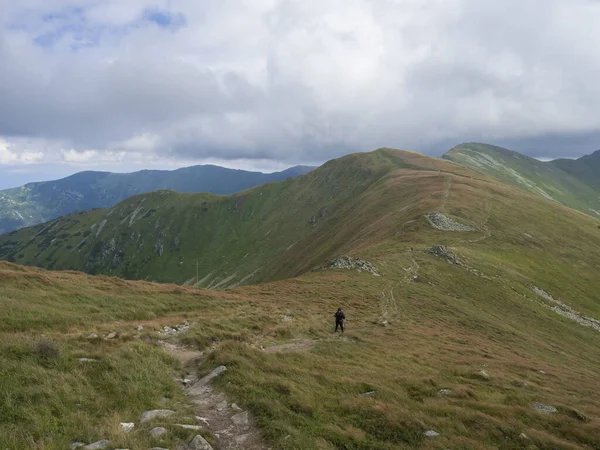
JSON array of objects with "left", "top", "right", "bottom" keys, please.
[
  {"left": 437, "top": 389, "right": 453, "bottom": 397},
  {"left": 519, "top": 433, "right": 529, "bottom": 440},
  {"left": 159, "top": 321, "right": 191, "bottom": 336},
  {"left": 231, "top": 411, "right": 249, "bottom": 427},
  {"left": 530, "top": 402, "right": 557, "bottom": 414},
  {"left": 538, "top": 370, "right": 546, "bottom": 375},
  {"left": 71, "top": 443, "right": 86, "bottom": 449},
  {"left": 425, "top": 212, "right": 475, "bottom": 232},
  {"left": 359, "top": 391, "right": 376, "bottom": 397},
  {"left": 231, "top": 403, "right": 242, "bottom": 411},
  {"left": 140, "top": 409, "right": 176, "bottom": 424},
  {"left": 532, "top": 286, "right": 600, "bottom": 333},
  {"left": 424, "top": 430, "right": 440, "bottom": 439},
  {"left": 120, "top": 422, "right": 135, "bottom": 433},
  {"left": 136, "top": 325, "right": 144, "bottom": 331},
  {"left": 188, "top": 366, "right": 227, "bottom": 393},
  {"left": 322, "top": 256, "right": 381, "bottom": 276},
  {"left": 82, "top": 440, "right": 110, "bottom": 450},
  {"left": 427, "top": 244, "right": 462, "bottom": 265},
  {"left": 86, "top": 333, "right": 98, "bottom": 340},
  {"left": 188, "top": 434, "right": 214, "bottom": 450},
  {"left": 150, "top": 427, "right": 167, "bottom": 438},
  {"left": 216, "top": 400, "right": 228, "bottom": 412},
  {"left": 177, "top": 424, "right": 203, "bottom": 430},
  {"left": 282, "top": 315, "right": 292, "bottom": 322},
  {"left": 104, "top": 332, "right": 117, "bottom": 340},
  {"left": 78, "top": 358, "right": 97, "bottom": 362}
]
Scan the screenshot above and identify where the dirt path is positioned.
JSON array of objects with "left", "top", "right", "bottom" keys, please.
[{"left": 161, "top": 340, "right": 269, "bottom": 450}]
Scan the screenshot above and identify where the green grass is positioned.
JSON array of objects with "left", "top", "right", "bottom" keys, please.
[{"left": 1, "top": 148, "right": 600, "bottom": 449}]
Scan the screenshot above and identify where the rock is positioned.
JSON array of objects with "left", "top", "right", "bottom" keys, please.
[
  {"left": 425, "top": 212, "right": 475, "bottom": 232},
  {"left": 427, "top": 245, "right": 462, "bottom": 265},
  {"left": 140, "top": 409, "right": 176, "bottom": 424},
  {"left": 478, "top": 370, "right": 490, "bottom": 380},
  {"left": 519, "top": 433, "right": 529, "bottom": 440},
  {"left": 538, "top": 370, "right": 546, "bottom": 375},
  {"left": 71, "top": 443, "right": 86, "bottom": 449},
  {"left": 82, "top": 441, "right": 110, "bottom": 450},
  {"left": 120, "top": 422, "right": 135, "bottom": 433},
  {"left": 177, "top": 424, "right": 203, "bottom": 430},
  {"left": 437, "top": 389, "right": 453, "bottom": 397},
  {"left": 530, "top": 402, "right": 557, "bottom": 413},
  {"left": 324, "top": 256, "right": 381, "bottom": 276},
  {"left": 136, "top": 325, "right": 144, "bottom": 331},
  {"left": 104, "top": 332, "right": 117, "bottom": 340},
  {"left": 359, "top": 391, "right": 376, "bottom": 397},
  {"left": 87, "top": 333, "right": 98, "bottom": 339},
  {"left": 159, "top": 321, "right": 191, "bottom": 336},
  {"left": 231, "top": 411, "right": 249, "bottom": 427},
  {"left": 150, "top": 427, "right": 167, "bottom": 438},
  {"left": 424, "top": 430, "right": 440, "bottom": 439},
  {"left": 188, "top": 434, "right": 214, "bottom": 450},
  {"left": 231, "top": 403, "right": 242, "bottom": 411},
  {"left": 513, "top": 380, "right": 529, "bottom": 388},
  {"left": 188, "top": 366, "right": 227, "bottom": 393},
  {"left": 78, "top": 358, "right": 97, "bottom": 362}
]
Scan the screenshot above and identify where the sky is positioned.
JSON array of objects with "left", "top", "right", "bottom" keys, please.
[{"left": 1, "top": 0, "right": 600, "bottom": 188}]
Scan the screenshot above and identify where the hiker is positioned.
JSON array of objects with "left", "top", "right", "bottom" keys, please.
[{"left": 334, "top": 307, "right": 346, "bottom": 333}]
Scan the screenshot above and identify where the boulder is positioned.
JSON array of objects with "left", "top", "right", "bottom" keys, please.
[
  {"left": 437, "top": 389, "right": 453, "bottom": 397},
  {"left": 150, "top": 427, "right": 167, "bottom": 438},
  {"left": 188, "top": 366, "right": 227, "bottom": 394},
  {"left": 104, "top": 332, "right": 117, "bottom": 340},
  {"left": 86, "top": 333, "right": 98, "bottom": 340},
  {"left": 120, "top": 422, "right": 135, "bottom": 433},
  {"left": 140, "top": 409, "right": 176, "bottom": 424},
  {"left": 231, "top": 411, "right": 249, "bottom": 427},
  {"left": 188, "top": 434, "right": 214, "bottom": 450},
  {"left": 71, "top": 443, "right": 86, "bottom": 450}
]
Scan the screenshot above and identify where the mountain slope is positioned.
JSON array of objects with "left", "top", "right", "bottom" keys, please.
[
  {"left": 443, "top": 143, "right": 600, "bottom": 218},
  {"left": 2, "top": 147, "right": 600, "bottom": 448},
  {"left": 0, "top": 164, "right": 315, "bottom": 234},
  {"left": 550, "top": 149, "right": 600, "bottom": 191}
]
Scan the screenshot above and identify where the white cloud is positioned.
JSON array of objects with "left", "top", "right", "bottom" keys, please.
[{"left": 1, "top": 0, "right": 600, "bottom": 177}]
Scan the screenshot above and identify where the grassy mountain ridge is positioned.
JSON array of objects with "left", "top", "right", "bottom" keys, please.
[
  {"left": 0, "top": 164, "right": 315, "bottom": 234},
  {"left": 550, "top": 149, "right": 600, "bottom": 191},
  {"left": 443, "top": 142, "right": 600, "bottom": 218},
  {"left": 0, "top": 149, "right": 458, "bottom": 286}
]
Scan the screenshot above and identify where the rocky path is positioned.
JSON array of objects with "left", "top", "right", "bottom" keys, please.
[{"left": 163, "top": 340, "right": 269, "bottom": 450}]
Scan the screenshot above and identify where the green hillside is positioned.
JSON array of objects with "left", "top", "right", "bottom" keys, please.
[
  {"left": 1, "top": 147, "right": 600, "bottom": 448},
  {"left": 0, "top": 164, "right": 314, "bottom": 234},
  {"left": 550, "top": 149, "right": 600, "bottom": 192},
  {"left": 444, "top": 143, "right": 600, "bottom": 218}
]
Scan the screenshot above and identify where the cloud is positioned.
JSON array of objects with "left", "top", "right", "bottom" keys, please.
[{"left": 1, "top": 0, "right": 600, "bottom": 175}]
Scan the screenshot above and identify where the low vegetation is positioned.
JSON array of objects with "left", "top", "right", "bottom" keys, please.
[{"left": 1, "top": 148, "right": 600, "bottom": 449}]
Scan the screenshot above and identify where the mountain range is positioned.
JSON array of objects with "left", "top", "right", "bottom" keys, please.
[
  {"left": 1, "top": 145, "right": 599, "bottom": 449},
  {"left": 0, "top": 164, "right": 314, "bottom": 234}
]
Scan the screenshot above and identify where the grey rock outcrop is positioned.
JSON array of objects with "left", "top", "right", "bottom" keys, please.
[
  {"left": 427, "top": 245, "right": 461, "bottom": 265},
  {"left": 322, "top": 256, "right": 380, "bottom": 276},
  {"left": 530, "top": 402, "right": 557, "bottom": 413},
  {"left": 188, "top": 366, "right": 227, "bottom": 394},
  {"left": 425, "top": 212, "right": 475, "bottom": 231},
  {"left": 140, "top": 409, "right": 176, "bottom": 424}
]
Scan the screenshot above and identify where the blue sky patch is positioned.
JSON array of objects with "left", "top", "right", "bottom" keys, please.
[{"left": 143, "top": 8, "right": 186, "bottom": 30}]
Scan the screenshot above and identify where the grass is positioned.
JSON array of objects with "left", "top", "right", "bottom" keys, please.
[{"left": 1, "top": 148, "right": 600, "bottom": 448}]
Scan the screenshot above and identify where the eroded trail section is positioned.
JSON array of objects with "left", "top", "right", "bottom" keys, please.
[{"left": 164, "top": 341, "right": 269, "bottom": 450}]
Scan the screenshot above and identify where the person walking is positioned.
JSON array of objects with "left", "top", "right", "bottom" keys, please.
[{"left": 334, "top": 307, "right": 346, "bottom": 333}]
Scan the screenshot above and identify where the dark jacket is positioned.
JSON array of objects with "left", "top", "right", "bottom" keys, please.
[{"left": 334, "top": 310, "right": 345, "bottom": 322}]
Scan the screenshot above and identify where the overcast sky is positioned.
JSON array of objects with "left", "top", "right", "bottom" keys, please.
[{"left": 1, "top": 0, "right": 600, "bottom": 188}]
